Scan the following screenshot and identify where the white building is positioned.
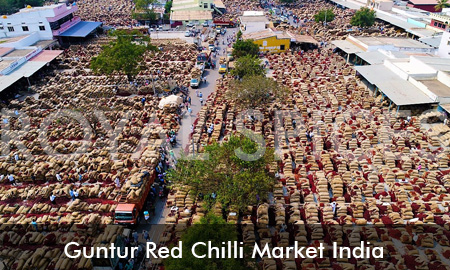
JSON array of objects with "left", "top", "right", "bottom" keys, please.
[
  {"left": 438, "top": 31, "right": 450, "bottom": 58},
  {"left": 239, "top": 11, "right": 270, "bottom": 34},
  {"left": 355, "top": 56, "right": 450, "bottom": 110}
]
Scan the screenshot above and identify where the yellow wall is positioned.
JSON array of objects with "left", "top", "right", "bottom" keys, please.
[{"left": 253, "top": 36, "right": 290, "bottom": 53}]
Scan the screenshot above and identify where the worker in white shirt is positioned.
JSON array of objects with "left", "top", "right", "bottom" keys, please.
[
  {"left": 50, "top": 193, "right": 56, "bottom": 204},
  {"left": 8, "top": 174, "right": 16, "bottom": 186}
]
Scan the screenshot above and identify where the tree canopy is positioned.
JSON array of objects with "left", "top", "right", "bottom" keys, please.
[
  {"left": 227, "top": 75, "right": 289, "bottom": 109},
  {"left": 0, "top": 0, "right": 44, "bottom": 15},
  {"left": 314, "top": 9, "right": 335, "bottom": 23},
  {"left": 133, "top": 0, "right": 158, "bottom": 20},
  {"left": 164, "top": 214, "right": 254, "bottom": 270},
  {"left": 232, "top": 39, "right": 260, "bottom": 58},
  {"left": 350, "top": 7, "right": 376, "bottom": 28},
  {"left": 167, "top": 135, "right": 276, "bottom": 212},
  {"left": 165, "top": 0, "right": 173, "bottom": 13},
  {"left": 91, "top": 30, "right": 157, "bottom": 80},
  {"left": 231, "top": 55, "right": 265, "bottom": 79},
  {"left": 435, "top": 0, "right": 450, "bottom": 11}
]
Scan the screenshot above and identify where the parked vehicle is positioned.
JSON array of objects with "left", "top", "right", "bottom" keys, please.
[
  {"left": 213, "top": 20, "right": 235, "bottom": 28},
  {"left": 185, "top": 31, "right": 191, "bottom": 37},
  {"left": 114, "top": 171, "right": 155, "bottom": 226}
]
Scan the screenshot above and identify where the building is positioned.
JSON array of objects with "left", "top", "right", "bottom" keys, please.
[
  {"left": 438, "top": 31, "right": 450, "bottom": 58},
  {"left": 332, "top": 35, "right": 435, "bottom": 63},
  {"left": 239, "top": 11, "right": 271, "bottom": 34},
  {"left": 170, "top": 0, "right": 225, "bottom": 24},
  {"left": 355, "top": 55, "right": 450, "bottom": 113},
  {"left": 243, "top": 29, "right": 318, "bottom": 53},
  {"left": 430, "top": 11, "right": 450, "bottom": 31},
  {"left": 372, "top": 0, "right": 394, "bottom": 11},
  {"left": 407, "top": 0, "right": 439, "bottom": 12},
  {"left": 0, "top": 4, "right": 102, "bottom": 43}
]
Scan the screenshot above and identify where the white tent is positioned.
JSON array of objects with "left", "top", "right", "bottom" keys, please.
[{"left": 158, "top": 95, "right": 183, "bottom": 109}]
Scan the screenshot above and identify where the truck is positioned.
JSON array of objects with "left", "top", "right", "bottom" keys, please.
[
  {"left": 213, "top": 20, "right": 236, "bottom": 28},
  {"left": 191, "top": 63, "right": 204, "bottom": 88},
  {"left": 196, "top": 50, "right": 212, "bottom": 68},
  {"left": 114, "top": 170, "right": 155, "bottom": 226}
]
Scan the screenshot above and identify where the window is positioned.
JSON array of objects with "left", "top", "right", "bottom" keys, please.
[
  {"left": 39, "top": 25, "right": 45, "bottom": 31},
  {"left": 7, "top": 26, "right": 14, "bottom": 32},
  {"left": 438, "top": 23, "right": 442, "bottom": 28},
  {"left": 280, "top": 45, "right": 285, "bottom": 50},
  {"left": 434, "top": 22, "right": 438, "bottom": 26},
  {"left": 204, "top": 3, "right": 208, "bottom": 8},
  {"left": 22, "top": 26, "right": 29, "bottom": 31}
]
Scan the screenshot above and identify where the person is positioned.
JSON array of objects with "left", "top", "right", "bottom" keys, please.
[
  {"left": 407, "top": 115, "right": 411, "bottom": 123},
  {"left": 143, "top": 230, "right": 150, "bottom": 241},
  {"left": 199, "top": 92, "right": 203, "bottom": 98},
  {"left": 14, "top": 153, "right": 19, "bottom": 162},
  {"left": 195, "top": 89, "right": 199, "bottom": 96},
  {"left": 56, "top": 173, "right": 62, "bottom": 181},
  {"left": 199, "top": 97, "right": 203, "bottom": 105},
  {"left": 50, "top": 193, "right": 56, "bottom": 204},
  {"left": 132, "top": 230, "right": 139, "bottom": 243},
  {"left": 141, "top": 97, "right": 146, "bottom": 106},
  {"left": 417, "top": 164, "right": 422, "bottom": 173},
  {"left": 188, "top": 107, "right": 192, "bottom": 115},
  {"left": 331, "top": 201, "right": 337, "bottom": 216},
  {"left": 74, "top": 190, "right": 79, "bottom": 199},
  {"left": 69, "top": 188, "right": 75, "bottom": 200},
  {"left": 188, "top": 96, "right": 191, "bottom": 104},
  {"left": 31, "top": 219, "right": 38, "bottom": 231},
  {"left": 8, "top": 174, "right": 16, "bottom": 186},
  {"left": 115, "top": 176, "right": 120, "bottom": 188},
  {"left": 190, "top": 124, "right": 194, "bottom": 133}
]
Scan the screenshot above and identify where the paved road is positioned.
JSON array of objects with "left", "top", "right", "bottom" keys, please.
[
  {"left": 132, "top": 27, "right": 238, "bottom": 269},
  {"left": 175, "top": 27, "right": 238, "bottom": 157}
]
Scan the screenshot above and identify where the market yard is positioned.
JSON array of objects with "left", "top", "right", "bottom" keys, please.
[{"left": 1, "top": 0, "right": 450, "bottom": 269}]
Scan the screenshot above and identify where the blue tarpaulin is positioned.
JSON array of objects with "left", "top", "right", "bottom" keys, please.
[{"left": 57, "top": 21, "right": 102, "bottom": 37}]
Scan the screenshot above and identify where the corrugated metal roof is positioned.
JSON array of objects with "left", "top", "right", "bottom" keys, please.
[
  {"left": 57, "top": 21, "right": 102, "bottom": 37},
  {"left": 331, "top": 39, "right": 364, "bottom": 54},
  {"left": 357, "top": 51, "right": 389, "bottom": 65},
  {"left": 355, "top": 65, "right": 435, "bottom": 106},
  {"left": 170, "top": 10, "right": 212, "bottom": 21}
]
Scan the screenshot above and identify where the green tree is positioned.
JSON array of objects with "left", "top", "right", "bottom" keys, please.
[
  {"left": 228, "top": 75, "right": 289, "bottom": 109},
  {"left": 314, "top": 9, "right": 335, "bottom": 23},
  {"left": 350, "top": 7, "right": 376, "bottom": 28},
  {"left": 164, "top": 214, "right": 254, "bottom": 270},
  {"left": 232, "top": 39, "right": 259, "bottom": 58},
  {"left": 435, "top": 0, "right": 450, "bottom": 11},
  {"left": 236, "top": 30, "right": 242, "bottom": 40},
  {"left": 231, "top": 55, "right": 264, "bottom": 78},
  {"left": 164, "top": 0, "right": 173, "bottom": 13},
  {"left": 167, "top": 135, "right": 276, "bottom": 212},
  {"left": 134, "top": 0, "right": 158, "bottom": 21},
  {"left": 91, "top": 30, "right": 157, "bottom": 80},
  {"left": 0, "top": 0, "right": 44, "bottom": 15}
]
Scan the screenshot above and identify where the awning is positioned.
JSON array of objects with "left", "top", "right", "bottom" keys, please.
[
  {"left": 332, "top": 39, "right": 364, "bottom": 54},
  {"left": 57, "top": 21, "right": 102, "bottom": 37},
  {"left": 0, "top": 73, "right": 23, "bottom": 92},
  {"left": 29, "top": 50, "right": 63, "bottom": 62},
  {"left": 288, "top": 33, "right": 318, "bottom": 45},
  {"left": 356, "top": 51, "right": 388, "bottom": 65},
  {"left": 355, "top": 65, "right": 435, "bottom": 106}
]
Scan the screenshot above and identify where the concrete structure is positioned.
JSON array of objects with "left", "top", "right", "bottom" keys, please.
[
  {"left": 243, "top": 29, "right": 290, "bottom": 53},
  {"left": 239, "top": 12, "right": 270, "bottom": 34},
  {"left": 373, "top": 0, "right": 395, "bottom": 11},
  {"left": 438, "top": 31, "right": 450, "bottom": 58},
  {"left": 430, "top": 11, "right": 450, "bottom": 31},
  {"left": 407, "top": 0, "right": 439, "bottom": 12},
  {"left": 243, "top": 29, "right": 318, "bottom": 53},
  {"left": 0, "top": 4, "right": 101, "bottom": 42},
  {"left": 332, "top": 35, "right": 435, "bottom": 62},
  {"left": 170, "top": 0, "right": 225, "bottom": 24},
  {"left": 355, "top": 55, "right": 450, "bottom": 111}
]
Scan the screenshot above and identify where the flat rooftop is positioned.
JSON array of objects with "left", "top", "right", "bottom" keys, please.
[
  {"left": 419, "top": 79, "right": 450, "bottom": 97},
  {"left": 356, "top": 36, "right": 432, "bottom": 49},
  {"left": 0, "top": 60, "right": 14, "bottom": 70},
  {"left": 3, "top": 49, "right": 34, "bottom": 58}
]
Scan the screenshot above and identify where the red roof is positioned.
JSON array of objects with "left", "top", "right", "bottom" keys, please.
[
  {"left": 115, "top": 203, "right": 135, "bottom": 212},
  {"left": 29, "top": 50, "right": 63, "bottom": 62},
  {"left": 0, "top": 47, "right": 14, "bottom": 57},
  {"left": 408, "top": 0, "right": 438, "bottom": 5}
]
